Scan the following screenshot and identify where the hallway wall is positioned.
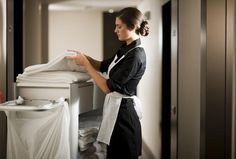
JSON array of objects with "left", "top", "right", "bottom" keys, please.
[
  {"left": 48, "top": 10, "right": 103, "bottom": 61},
  {"left": 24, "top": 0, "right": 43, "bottom": 67},
  {"left": 178, "top": 0, "right": 201, "bottom": 158},
  {"left": 138, "top": 0, "right": 162, "bottom": 158}
]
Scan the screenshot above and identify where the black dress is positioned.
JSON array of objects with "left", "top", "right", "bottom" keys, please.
[{"left": 100, "top": 38, "right": 146, "bottom": 159}]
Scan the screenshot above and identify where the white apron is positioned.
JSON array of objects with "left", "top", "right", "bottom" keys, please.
[{"left": 97, "top": 46, "right": 143, "bottom": 145}]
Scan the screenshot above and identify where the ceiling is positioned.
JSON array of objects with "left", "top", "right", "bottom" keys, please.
[{"left": 48, "top": 0, "right": 143, "bottom": 11}]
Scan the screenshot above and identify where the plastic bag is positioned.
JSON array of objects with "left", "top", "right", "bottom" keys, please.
[{"left": 5, "top": 101, "right": 70, "bottom": 159}]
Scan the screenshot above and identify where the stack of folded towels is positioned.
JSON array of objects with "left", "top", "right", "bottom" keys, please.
[
  {"left": 16, "top": 52, "right": 91, "bottom": 84},
  {"left": 79, "top": 140, "right": 106, "bottom": 159},
  {"left": 79, "top": 109, "right": 106, "bottom": 159}
]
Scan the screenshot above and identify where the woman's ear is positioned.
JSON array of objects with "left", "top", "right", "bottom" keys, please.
[{"left": 127, "top": 26, "right": 136, "bottom": 32}]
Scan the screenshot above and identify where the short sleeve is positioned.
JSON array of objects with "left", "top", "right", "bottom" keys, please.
[{"left": 106, "top": 53, "right": 142, "bottom": 94}]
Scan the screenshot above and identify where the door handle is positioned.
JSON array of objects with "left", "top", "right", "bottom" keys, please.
[{"left": 171, "top": 105, "right": 177, "bottom": 115}]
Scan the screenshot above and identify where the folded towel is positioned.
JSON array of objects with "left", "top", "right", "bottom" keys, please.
[
  {"left": 79, "top": 143, "right": 93, "bottom": 152},
  {"left": 93, "top": 141, "right": 103, "bottom": 152},
  {"left": 95, "top": 152, "right": 106, "bottom": 159},
  {"left": 80, "top": 152, "right": 106, "bottom": 159},
  {"left": 23, "top": 52, "right": 85, "bottom": 75},
  {"left": 16, "top": 52, "right": 92, "bottom": 83},
  {"left": 81, "top": 143, "right": 96, "bottom": 153},
  {"left": 79, "top": 136, "right": 96, "bottom": 149},
  {"left": 16, "top": 71, "right": 90, "bottom": 84},
  {"left": 79, "top": 133, "right": 97, "bottom": 141},
  {"left": 79, "top": 127, "right": 99, "bottom": 137}
]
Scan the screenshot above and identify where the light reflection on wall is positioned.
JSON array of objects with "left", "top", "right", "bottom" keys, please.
[{"left": 0, "top": 0, "right": 6, "bottom": 101}]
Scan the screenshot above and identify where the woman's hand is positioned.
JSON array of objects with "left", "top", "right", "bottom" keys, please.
[
  {"left": 65, "top": 50, "right": 110, "bottom": 94},
  {"left": 65, "top": 50, "right": 90, "bottom": 67}
]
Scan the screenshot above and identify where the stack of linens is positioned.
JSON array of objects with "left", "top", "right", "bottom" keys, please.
[
  {"left": 79, "top": 109, "right": 106, "bottom": 159},
  {"left": 16, "top": 52, "right": 90, "bottom": 84}
]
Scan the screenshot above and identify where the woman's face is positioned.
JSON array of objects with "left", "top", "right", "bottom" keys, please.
[{"left": 114, "top": 17, "right": 134, "bottom": 42}]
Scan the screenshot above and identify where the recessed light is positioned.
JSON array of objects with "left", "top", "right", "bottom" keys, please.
[{"left": 108, "top": 9, "right": 114, "bottom": 13}]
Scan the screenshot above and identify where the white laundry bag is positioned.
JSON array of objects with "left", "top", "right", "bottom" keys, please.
[{"left": 4, "top": 100, "right": 70, "bottom": 159}]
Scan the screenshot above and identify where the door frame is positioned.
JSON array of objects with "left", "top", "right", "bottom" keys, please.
[{"left": 171, "top": 0, "right": 178, "bottom": 159}]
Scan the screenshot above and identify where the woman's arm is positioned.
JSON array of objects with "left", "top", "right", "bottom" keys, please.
[
  {"left": 65, "top": 53, "right": 110, "bottom": 94},
  {"left": 85, "top": 55, "right": 101, "bottom": 71},
  {"left": 85, "top": 63, "right": 110, "bottom": 94}
]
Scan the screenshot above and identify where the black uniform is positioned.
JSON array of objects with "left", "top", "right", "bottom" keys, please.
[{"left": 100, "top": 38, "right": 146, "bottom": 159}]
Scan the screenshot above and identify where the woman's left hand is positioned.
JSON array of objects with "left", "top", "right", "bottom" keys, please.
[{"left": 65, "top": 50, "right": 90, "bottom": 67}]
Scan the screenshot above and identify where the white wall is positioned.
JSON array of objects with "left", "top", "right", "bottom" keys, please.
[
  {"left": 138, "top": 0, "right": 162, "bottom": 158},
  {"left": 48, "top": 10, "right": 103, "bottom": 61}
]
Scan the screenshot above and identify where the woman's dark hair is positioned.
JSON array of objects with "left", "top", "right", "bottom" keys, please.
[{"left": 116, "top": 7, "right": 149, "bottom": 36}]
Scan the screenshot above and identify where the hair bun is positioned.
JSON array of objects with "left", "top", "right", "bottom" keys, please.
[{"left": 140, "top": 20, "right": 149, "bottom": 36}]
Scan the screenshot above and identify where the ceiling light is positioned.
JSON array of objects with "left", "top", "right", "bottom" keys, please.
[{"left": 108, "top": 9, "right": 114, "bottom": 13}]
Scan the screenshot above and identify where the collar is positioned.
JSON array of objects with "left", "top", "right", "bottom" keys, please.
[{"left": 116, "top": 38, "right": 141, "bottom": 59}]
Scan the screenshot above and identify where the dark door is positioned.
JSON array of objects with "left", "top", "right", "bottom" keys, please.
[
  {"left": 162, "top": 1, "right": 179, "bottom": 158},
  {"left": 201, "top": 0, "right": 234, "bottom": 158},
  {"left": 7, "top": 0, "right": 23, "bottom": 100},
  {"left": 103, "top": 12, "right": 122, "bottom": 59},
  {"left": 161, "top": 1, "right": 171, "bottom": 159}
]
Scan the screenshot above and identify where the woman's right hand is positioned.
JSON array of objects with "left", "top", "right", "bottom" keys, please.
[{"left": 65, "top": 50, "right": 90, "bottom": 67}]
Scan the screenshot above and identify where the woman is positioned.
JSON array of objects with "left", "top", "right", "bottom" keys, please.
[{"left": 66, "top": 7, "right": 149, "bottom": 159}]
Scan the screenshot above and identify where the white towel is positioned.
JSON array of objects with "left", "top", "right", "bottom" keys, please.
[
  {"left": 95, "top": 152, "right": 106, "bottom": 159},
  {"left": 79, "top": 136, "right": 96, "bottom": 148},
  {"left": 23, "top": 52, "right": 85, "bottom": 75},
  {"left": 16, "top": 71, "right": 90, "bottom": 84},
  {"left": 17, "top": 52, "right": 91, "bottom": 83},
  {"left": 79, "top": 127, "right": 99, "bottom": 137}
]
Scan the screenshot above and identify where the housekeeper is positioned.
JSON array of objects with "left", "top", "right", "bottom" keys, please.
[{"left": 66, "top": 7, "right": 149, "bottom": 159}]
